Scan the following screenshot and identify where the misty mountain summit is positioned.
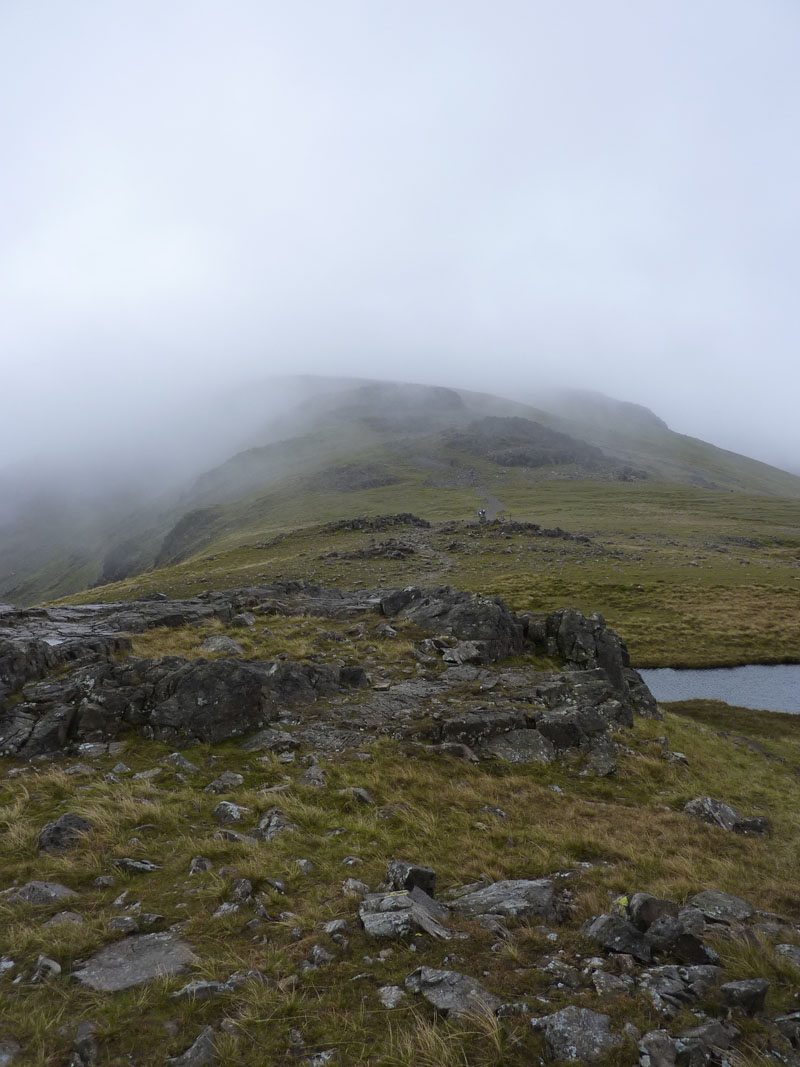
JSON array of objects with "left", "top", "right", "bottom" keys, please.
[{"left": 2, "top": 376, "right": 798, "bottom": 608}]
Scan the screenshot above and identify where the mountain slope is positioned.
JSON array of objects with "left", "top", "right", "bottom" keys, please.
[{"left": 3, "top": 375, "right": 800, "bottom": 607}]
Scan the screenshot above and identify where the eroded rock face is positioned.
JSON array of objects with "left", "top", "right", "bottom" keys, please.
[{"left": 72, "top": 932, "right": 199, "bottom": 992}]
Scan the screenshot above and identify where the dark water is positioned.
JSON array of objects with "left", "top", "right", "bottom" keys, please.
[{"left": 639, "top": 665, "right": 800, "bottom": 714}]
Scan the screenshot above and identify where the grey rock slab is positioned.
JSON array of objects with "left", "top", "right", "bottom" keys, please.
[
  {"left": 73, "top": 931, "right": 199, "bottom": 992},
  {"left": 688, "top": 889, "right": 753, "bottom": 923},
  {"left": 536, "top": 1006, "right": 621, "bottom": 1062},
  {"left": 165, "top": 752, "right": 200, "bottom": 773},
  {"left": 8, "top": 881, "right": 77, "bottom": 905},
  {"left": 448, "top": 878, "right": 559, "bottom": 921},
  {"left": 199, "top": 635, "right": 244, "bottom": 655},
  {"left": 240, "top": 729, "right": 299, "bottom": 753},
  {"left": 644, "top": 915, "right": 719, "bottom": 966},
  {"left": 479, "top": 728, "right": 555, "bottom": 765},
  {"left": 38, "top": 812, "right": 93, "bottom": 853},
  {"left": 675, "top": 1020, "right": 739, "bottom": 1058},
  {"left": 405, "top": 966, "right": 501, "bottom": 1017},
  {"left": 167, "top": 1027, "right": 219, "bottom": 1067},
  {"left": 360, "top": 890, "right": 450, "bottom": 940}
]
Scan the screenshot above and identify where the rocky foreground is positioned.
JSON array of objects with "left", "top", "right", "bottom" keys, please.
[{"left": 0, "top": 584, "right": 797, "bottom": 1065}]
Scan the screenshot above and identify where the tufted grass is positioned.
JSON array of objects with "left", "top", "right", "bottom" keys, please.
[{"left": 2, "top": 687, "right": 800, "bottom": 1063}]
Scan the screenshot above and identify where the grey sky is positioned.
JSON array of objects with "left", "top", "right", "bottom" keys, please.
[{"left": 2, "top": 1, "right": 799, "bottom": 473}]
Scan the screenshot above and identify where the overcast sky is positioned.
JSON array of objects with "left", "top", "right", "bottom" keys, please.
[{"left": 2, "top": 0, "right": 799, "bottom": 474}]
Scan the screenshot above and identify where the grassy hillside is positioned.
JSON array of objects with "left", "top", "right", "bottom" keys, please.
[
  {"left": 5, "top": 376, "right": 800, "bottom": 609},
  {"left": 61, "top": 471, "right": 800, "bottom": 668}
]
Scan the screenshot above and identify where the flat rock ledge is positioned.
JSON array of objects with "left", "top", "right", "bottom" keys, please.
[{"left": 72, "top": 932, "right": 199, "bottom": 992}]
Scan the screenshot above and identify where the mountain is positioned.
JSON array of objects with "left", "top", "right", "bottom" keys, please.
[{"left": 2, "top": 375, "right": 800, "bottom": 607}]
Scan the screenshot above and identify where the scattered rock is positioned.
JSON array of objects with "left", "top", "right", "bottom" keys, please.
[
  {"left": 377, "top": 985, "right": 406, "bottom": 1008},
  {"left": 8, "top": 881, "right": 77, "bottom": 905},
  {"left": 212, "top": 801, "right": 251, "bottom": 825},
  {"left": 240, "top": 729, "right": 299, "bottom": 753},
  {"left": 360, "top": 889, "right": 450, "bottom": 940},
  {"left": 405, "top": 966, "right": 501, "bottom": 1017},
  {"left": 204, "top": 771, "right": 245, "bottom": 793},
  {"left": 339, "top": 786, "right": 374, "bottom": 805},
  {"left": 44, "top": 910, "right": 84, "bottom": 927},
  {"left": 166, "top": 1026, "right": 219, "bottom": 1066},
  {"left": 684, "top": 797, "right": 770, "bottom": 835},
  {"left": 251, "top": 808, "right": 295, "bottom": 841},
  {"left": 113, "top": 858, "right": 161, "bottom": 874}
]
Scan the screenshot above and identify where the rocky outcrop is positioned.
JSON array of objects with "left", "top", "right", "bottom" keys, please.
[{"left": 0, "top": 581, "right": 657, "bottom": 759}]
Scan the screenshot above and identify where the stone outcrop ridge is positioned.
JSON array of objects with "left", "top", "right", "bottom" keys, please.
[{"left": 0, "top": 581, "right": 658, "bottom": 759}]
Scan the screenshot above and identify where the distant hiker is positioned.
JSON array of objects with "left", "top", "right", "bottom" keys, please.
[{"left": 477, "top": 508, "right": 487, "bottom": 522}]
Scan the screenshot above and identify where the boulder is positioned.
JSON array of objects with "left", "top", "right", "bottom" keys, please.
[
  {"left": 385, "top": 860, "right": 437, "bottom": 896},
  {"left": 644, "top": 915, "right": 719, "bottom": 966},
  {"left": 583, "top": 913, "right": 651, "bottom": 963},
  {"left": 405, "top": 966, "right": 501, "bottom": 1017},
  {"left": 535, "top": 1006, "right": 621, "bottom": 1062},
  {"left": 38, "top": 813, "right": 93, "bottom": 853},
  {"left": 628, "top": 893, "right": 679, "bottom": 931},
  {"left": 721, "top": 978, "right": 769, "bottom": 1015},
  {"left": 73, "top": 932, "right": 199, "bottom": 992}
]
